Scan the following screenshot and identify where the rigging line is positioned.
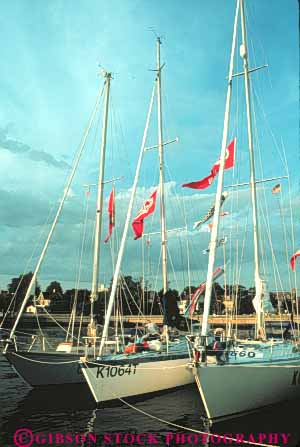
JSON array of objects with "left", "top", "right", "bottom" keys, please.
[
  {"left": 257, "top": 201, "right": 267, "bottom": 280},
  {"left": 110, "top": 89, "right": 134, "bottom": 181},
  {"left": 72, "top": 190, "right": 92, "bottom": 341},
  {"left": 166, "top": 244, "right": 180, "bottom": 294},
  {"left": 162, "top": 77, "right": 173, "bottom": 144},
  {"left": 231, "top": 156, "right": 241, "bottom": 317},
  {"left": 251, "top": 101, "right": 269, "bottom": 288},
  {"left": 122, "top": 276, "right": 142, "bottom": 315},
  {"left": 246, "top": 0, "right": 274, "bottom": 95},
  {"left": 77, "top": 298, "right": 86, "bottom": 352},
  {"left": 37, "top": 306, "right": 82, "bottom": 343},
  {"left": 251, "top": 88, "right": 286, "bottom": 169},
  {"left": 281, "top": 138, "right": 297, "bottom": 266},
  {"left": 17, "top": 90, "right": 103, "bottom": 336},
  {"left": 4, "top": 91, "right": 103, "bottom": 328},
  {"left": 0, "top": 327, "right": 39, "bottom": 337},
  {"left": 181, "top": 190, "right": 192, "bottom": 300},
  {"left": 164, "top": 163, "right": 188, "bottom": 289},
  {"left": 251, "top": 84, "right": 289, "bottom": 321},
  {"left": 32, "top": 292, "right": 47, "bottom": 350},
  {"left": 251, "top": 83, "right": 274, "bottom": 280},
  {"left": 0, "top": 198, "right": 56, "bottom": 328},
  {"left": 109, "top": 92, "right": 115, "bottom": 180},
  {"left": 254, "top": 99, "right": 278, "bottom": 320},
  {"left": 11, "top": 352, "right": 79, "bottom": 365},
  {"left": 116, "top": 288, "right": 126, "bottom": 349},
  {"left": 150, "top": 248, "right": 163, "bottom": 316},
  {"left": 119, "top": 276, "right": 134, "bottom": 317},
  {"left": 281, "top": 139, "right": 299, "bottom": 326},
  {"left": 121, "top": 274, "right": 144, "bottom": 316},
  {"left": 258, "top": 200, "right": 296, "bottom": 336},
  {"left": 142, "top": 227, "right": 145, "bottom": 315},
  {"left": 277, "top": 194, "right": 292, "bottom": 291},
  {"left": 246, "top": 6, "right": 264, "bottom": 109},
  {"left": 234, "top": 209, "right": 250, "bottom": 331},
  {"left": 5, "top": 81, "right": 106, "bottom": 347},
  {"left": 114, "top": 397, "right": 277, "bottom": 447},
  {"left": 147, "top": 239, "right": 158, "bottom": 316}
]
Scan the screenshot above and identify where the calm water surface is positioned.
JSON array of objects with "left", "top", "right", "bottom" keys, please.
[{"left": 0, "top": 351, "right": 299, "bottom": 447}]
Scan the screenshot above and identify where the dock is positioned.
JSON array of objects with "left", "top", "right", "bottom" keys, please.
[{"left": 111, "top": 314, "right": 298, "bottom": 326}]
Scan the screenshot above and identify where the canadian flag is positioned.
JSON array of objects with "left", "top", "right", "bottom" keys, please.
[
  {"left": 132, "top": 190, "right": 157, "bottom": 240},
  {"left": 182, "top": 138, "right": 236, "bottom": 189},
  {"left": 290, "top": 250, "right": 300, "bottom": 271},
  {"left": 211, "top": 139, "right": 235, "bottom": 176}
]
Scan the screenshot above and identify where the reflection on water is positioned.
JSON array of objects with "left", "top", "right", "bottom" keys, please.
[{"left": 1, "top": 353, "right": 300, "bottom": 447}]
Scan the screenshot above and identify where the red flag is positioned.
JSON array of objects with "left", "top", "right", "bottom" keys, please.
[
  {"left": 182, "top": 138, "right": 235, "bottom": 189},
  {"left": 290, "top": 250, "right": 300, "bottom": 271},
  {"left": 211, "top": 138, "right": 235, "bottom": 176},
  {"left": 132, "top": 190, "right": 157, "bottom": 240},
  {"left": 183, "top": 173, "right": 214, "bottom": 190},
  {"left": 104, "top": 188, "right": 115, "bottom": 243}
]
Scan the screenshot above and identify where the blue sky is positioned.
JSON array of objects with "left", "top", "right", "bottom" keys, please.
[{"left": 0, "top": 0, "right": 298, "bottom": 293}]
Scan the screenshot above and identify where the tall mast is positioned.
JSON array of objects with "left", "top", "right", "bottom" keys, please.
[
  {"left": 99, "top": 85, "right": 156, "bottom": 355},
  {"left": 201, "top": 0, "right": 239, "bottom": 337},
  {"left": 240, "top": 0, "right": 263, "bottom": 336},
  {"left": 156, "top": 37, "right": 168, "bottom": 294},
  {"left": 90, "top": 71, "right": 111, "bottom": 330}
]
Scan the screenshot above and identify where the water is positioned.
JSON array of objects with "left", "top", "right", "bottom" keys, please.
[{"left": 0, "top": 352, "right": 300, "bottom": 447}]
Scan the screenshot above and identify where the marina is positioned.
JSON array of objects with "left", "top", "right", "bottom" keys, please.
[{"left": 0, "top": 0, "right": 299, "bottom": 445}]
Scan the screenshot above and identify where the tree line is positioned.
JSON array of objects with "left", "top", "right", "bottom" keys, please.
[{"left": 0, "top": 271, "right": 288, "bottom": 317}]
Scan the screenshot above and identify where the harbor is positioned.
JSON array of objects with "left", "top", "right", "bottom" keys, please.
[{"left": 0, "top": 0, "right": 299, "bottom": 445}]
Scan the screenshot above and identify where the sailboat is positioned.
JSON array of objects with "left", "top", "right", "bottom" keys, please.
[
  {"left": 80, "top": 38, "right": 195, "bottom": 403},
  {"left": 3, "top": 41, "right": 195, "bottom": 396},
  {"left": 3, "top": 70, "right": 115, "bottom": 386},
  {"left": 188, "top": 0, "right": 300, "bottom": 422}
]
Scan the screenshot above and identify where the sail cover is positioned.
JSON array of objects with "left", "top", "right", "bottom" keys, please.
[{"left": 252, "top": 279, "right": 275, "bottom": 314}]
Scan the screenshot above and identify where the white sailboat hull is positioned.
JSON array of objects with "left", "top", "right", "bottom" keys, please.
[
  {"left": 5, "top": 351, "right": 85, "bottom": 386},
  {"left": 195, "top": 358, "right": 300, "bottom": 421},
  {"left": 82, "top": 356, "right": 194, "bottom": 403}
]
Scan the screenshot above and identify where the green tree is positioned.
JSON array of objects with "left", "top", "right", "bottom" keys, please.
[
  {"left": 46, "top": 281, "right": 67, "bottom": 312},
  {"left": 0, "top": 291, "right": 10, "bottom": 313},
  {"left": 45, "top": 281, "right": 63, "bottom": 297},
  {"left": 63, "top": 288, "right": 91, "bottom": 315},
  {"left": 7, "top": 272, "right": 41, "bottom": 310}
]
